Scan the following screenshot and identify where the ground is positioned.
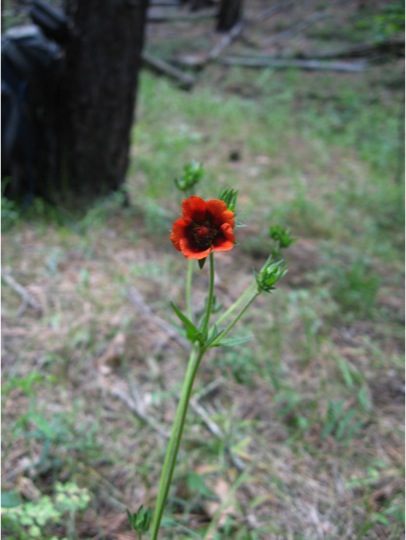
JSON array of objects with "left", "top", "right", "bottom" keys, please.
[{"left": 1, "top": 1, "right": 405, "bottom": 539}]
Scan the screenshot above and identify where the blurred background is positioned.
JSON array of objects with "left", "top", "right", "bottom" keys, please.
[{"left": 2, "top": 1, "right": 404, "bottom": 538}]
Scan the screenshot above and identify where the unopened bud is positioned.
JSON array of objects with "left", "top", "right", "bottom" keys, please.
[
  {"left": 255, "top": 257, "right": 287, "bottom": 293},
  {"left": 218, "top": 187, "right": 238, "bottom": 212},
  {"left": 174, "top": 161, "right": 204, "bottom": 193}
]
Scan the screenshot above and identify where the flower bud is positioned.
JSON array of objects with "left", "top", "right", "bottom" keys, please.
[
  {"left": 218, "top": 187, "right": 238, "bottom": 212},
  {"left": 174, "top": 161, "right": 204, "bottom": 193},
  {"left": 255, "top": 257, "right": 287, "bottom": 293},
  {"left": 127, "top": 505, "right": 152, "bottom": 534},
  {"left": 269, "top": 225, "right": 296, "bottom": 249}
]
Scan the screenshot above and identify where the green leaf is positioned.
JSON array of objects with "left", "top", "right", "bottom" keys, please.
[
  {"left": 170, "top": 302, "right": 204, "bottom": 344},
  {"left": 187, "top": 472, "right": 213, "bottom": 498},
  {"left": 127, "top": 505, "right": 153, "bottom": 533},
  {"left": 2, "top": 490, "right": 22, "bottom": 508},
  {"left": 198, "top": 257, "right": 206, "bottom": 270},
  {"left": 215, "top": 335, "right": 253, "bottom": 348},
  {"left": 29, "top": 413, "right": 55, "bottom": 439},
  {"left": 337, "top": 357, "right": 354, "bottom": 388},
  {"left": 126, "top": 508, "right": 134, "bottom": 528}
]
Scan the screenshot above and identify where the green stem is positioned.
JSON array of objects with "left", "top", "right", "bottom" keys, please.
[
  {"left": 215, "top": 281, "right": 257, "bottom": 327},
  {"left": 210, "top": 291, "right": 260, "bottom": 348},
  {"left": 150, "top": 346, "right": 205, "bottom": 539},
  {"left": 201, "top": 252, "right": 215, "bottom": 339},
  {"left": 185, "top": 260, "right": 194, "bottom": 321}
]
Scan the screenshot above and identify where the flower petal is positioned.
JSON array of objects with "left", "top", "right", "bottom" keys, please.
[
  {"left": 170, "top": 217, "right": 191, "bottom": 250},
  {"left": 212, "top": 222, "right": 235, "bottom": 252},
  {"left": 206, "top": 199, "right": 235, "bottom": 228},
  {"left": 179, "top": 237, "right": 211, "bottom": 259},
  {"left": 182, "top": 196, "right": 207, "bottom": 223}
]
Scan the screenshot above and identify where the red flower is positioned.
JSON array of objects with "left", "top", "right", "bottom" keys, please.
[{"left": 171, "top": 196, "right": 235, "bottom": 260}]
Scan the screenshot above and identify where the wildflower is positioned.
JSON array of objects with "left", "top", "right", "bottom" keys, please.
[{"left": 171, "top": 196, "right": 235, "bottom": 260}]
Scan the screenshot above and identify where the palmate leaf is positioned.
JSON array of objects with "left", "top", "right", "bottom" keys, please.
[{"left": 170, "top": 302, "right": 204, "bottom": 345}]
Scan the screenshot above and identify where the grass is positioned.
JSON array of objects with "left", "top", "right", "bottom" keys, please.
[{"left": 2, "top": 5, "right": 405, "bottom": 538}]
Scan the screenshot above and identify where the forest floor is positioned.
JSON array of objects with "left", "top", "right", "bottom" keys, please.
[{"left": 2, "top": 1, "right": 405, "bottom": 539}]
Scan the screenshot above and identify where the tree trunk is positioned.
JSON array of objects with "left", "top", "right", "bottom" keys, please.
[
  {"left": 217, "top": 0, "right": 243, "bottom": 32},
  {"left": 57, "top": 0, "right": 149, "bottom": 204}
]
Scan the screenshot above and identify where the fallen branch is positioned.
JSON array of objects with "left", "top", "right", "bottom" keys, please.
[
  {"left": 142, "top": 51, "right": 195, "bottom": 90},
  {"left": 127, "top": 286, "right": 189, "bottom": 351},
  {"left": 250, "top": 1, "right": 293, "bottom": 24},
  {"left": 1, "top": 269, "right": 43, "bottom": 315},
  {"left": 172, "top": 20, "right": 244, "bottom": 70},
  {"left": 219, "top": 55, "right": 368, "bottom": 72},
  {"left": 295, "top": 38, "right": 405, "bottom": 60},
  {"left": 264, "top": 10, "right": 327, "bottom": 45},
  {"left": 208, "top": 20, "right": 244, "bottom": 61}
]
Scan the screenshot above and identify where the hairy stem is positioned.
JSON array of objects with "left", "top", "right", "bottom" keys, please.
[
  {"left": 201, "top": 252, "right": 215, "bottom": 338},
  {"left": 215, "top": 280, "right": 257, "bottom": 327},
  {"left": 185, "top": 259, "right": 194, "bottom": 321},
  {"left": 210, "top": 291, "right": 260, "bottom": 347},
  {"left": 150, "top": 346, "right": 205, "bottom": 539}
]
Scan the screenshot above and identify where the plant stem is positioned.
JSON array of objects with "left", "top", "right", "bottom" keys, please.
[
  {"left": 150, "top": 346, "right": 205, "bottom": 539},
  {"left": 210, "top": 291, "right": 260, "bottom": 348},
  {"left": 201, "top": 252, "right": 215, "bottom": 338},
  {"left": 215, "top": 280, "right": 257, "bottom": 327},
  {"left": 185, "top": 259, "right": 194, "bottom": 321}
]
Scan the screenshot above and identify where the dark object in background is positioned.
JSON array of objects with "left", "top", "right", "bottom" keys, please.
[
  {"left": 217, "top": 0, "right": 243, "bottom": 32},
  {"left": 59, "top": 0, "right": 149, "bottom": 204},
  {"left": 1, "top": 0, "right": 70, "bottom": 202}
]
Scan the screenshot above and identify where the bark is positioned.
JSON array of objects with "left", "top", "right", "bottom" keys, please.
[
  {"left": 217, "top": 0, "right": 243, "bottom": 32},
  {"left": 57, "top": 0, "right": 149, "bottom": 203}
]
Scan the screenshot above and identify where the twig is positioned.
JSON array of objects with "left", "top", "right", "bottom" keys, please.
[
  {"left": 207, "top": 20, "right": 244, "bottom": 61},
  {"left": 264, "top": 10, "right": 327, "bottom": 45},
  {"left": 1, "top": 269, "right": 43, "bottom": 314},
  {"left": 250, "top": 1, "right": 293, "bottom": 24},
  {"left": 296, "top": 38, "right": 405, "bottom": 60},
  {"left": 142, "top": 51, "right": 195, "bottom": 90},
  {"left": 172, "top": 20, "right": 244, "bottom": 70},
  {"left": 127, "top": 287, "right": 189, "bottom": 351},
  {"left": 219, "top": 56, "right": 367, "bottom": 72},
  {"left": 110, "top": 386, "right": 170, "bottom": 439}
]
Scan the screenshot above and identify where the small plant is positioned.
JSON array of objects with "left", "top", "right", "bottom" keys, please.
[{"left": 1, "top": 482, "right": 90, "bottom": 540}]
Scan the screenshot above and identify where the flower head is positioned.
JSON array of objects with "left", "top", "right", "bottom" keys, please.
[{"left": 171, "top": 196, "right": 235, "bottom": 260}]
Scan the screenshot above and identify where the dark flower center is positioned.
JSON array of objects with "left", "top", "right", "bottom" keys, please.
[{"left": 192, "top": 221, "right": 218, "bottom": 249}]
